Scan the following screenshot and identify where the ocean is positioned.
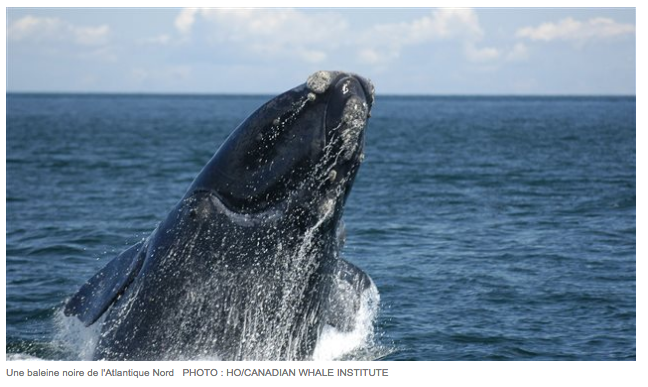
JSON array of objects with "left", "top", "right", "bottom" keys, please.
[{"left": 6, "top": 93, "right": 635, "bottom": 360}]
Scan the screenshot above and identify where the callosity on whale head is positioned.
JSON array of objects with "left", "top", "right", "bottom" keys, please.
[{"left": 64, "top": 71, "right": 377, "bottom": 361}]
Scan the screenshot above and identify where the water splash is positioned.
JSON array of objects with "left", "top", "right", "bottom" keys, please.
[
  {"left": 6, "top": 353, "right": 45, "bottom": 361},
  {"left": 51, "top": 260, "right": 383, "bottom": 361},
  {"left": 53, "top": 308, "right": 104, "bottom": 360},
  {"left": 313, "top": 282, "right": 380, "bottom": 361}
]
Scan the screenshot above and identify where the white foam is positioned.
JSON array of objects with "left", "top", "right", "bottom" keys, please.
[
  {"left": 53, "top": 308, "right": 104, "bottom": 360},
  {"left": 312, "top": 282, "right": 380, "bottom": 361},
  {"left": 6, "top": 353, "right": 46, "bottom": 361},
  {"left": 52, "top": 283, "right": 382, "bottom": 361}
]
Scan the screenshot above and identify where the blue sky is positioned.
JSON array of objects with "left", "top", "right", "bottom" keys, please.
[{"left": 6, "top": 8, "right": 636, "bottom": 95}]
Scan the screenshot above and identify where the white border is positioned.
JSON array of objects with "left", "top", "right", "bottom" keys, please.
[{"left": 2, "top": 1, "right": 642, "bottom": 386}]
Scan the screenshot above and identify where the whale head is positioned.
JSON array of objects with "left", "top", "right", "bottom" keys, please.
[{"left": 189, "top": 70, "right": 374, "bottom": 221}]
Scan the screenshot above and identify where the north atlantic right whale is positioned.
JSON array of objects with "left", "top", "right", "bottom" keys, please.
[{"left": 64, "top": 70, "right": 377, "bottom": 360}]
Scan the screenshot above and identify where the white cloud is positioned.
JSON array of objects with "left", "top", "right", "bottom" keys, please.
[
  {"left": 357, "top": 48, "right": 400, "bottom": 65},
  {"left": 172, "top": 8, "right": 349, "bottom": 63},
  {"left": 9, "top": 15, "right": 59, "bottom": 40},
  {"left": 425, "top": 8, "right": 484, "bottom": 39},
  {"left": 506, "top": 43, "right": 529, "bottom": 62},
  {"left": 357, "top": 8, "right": 495, "bottom": 65},
  {"left": 464, "top": 42, "right": 500, "bottom": 62},
  {"left": 175, "top": 8, "right": 197, "bottom": 35},
  {"left": 516, "top": 17, "right": 635, "bottom": 43},
  {"left": 173, "top": 7, "right": 498, "bottom": 66},
  {"left": 364, "top": 8, "right": 483, "bottom": 47},
  {"left": 174, "top": 8, "right": 503, "bottom": 66},
  {"left": 74, "top": 25, "right": 110, "bottom": 46},
  {"left": 8, "top": 15, "right": 110, "bottom": 46}
]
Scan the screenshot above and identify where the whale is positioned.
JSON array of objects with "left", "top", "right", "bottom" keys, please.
[{"left": 64, "top": 70, "right": 377, "bottom": 360}]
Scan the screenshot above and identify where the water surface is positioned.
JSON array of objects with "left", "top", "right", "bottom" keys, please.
[{"left": 6, "top": 94, "right": 636, "bottom": 360}]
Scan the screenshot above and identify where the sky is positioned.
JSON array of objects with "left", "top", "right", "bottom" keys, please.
[{"left": 5, "top": 7, "right": 636, "bottom": 95}]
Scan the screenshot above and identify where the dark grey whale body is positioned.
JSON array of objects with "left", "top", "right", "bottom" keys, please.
[{"left": 64, "top": 71, "right": 376, "bottom": 360}]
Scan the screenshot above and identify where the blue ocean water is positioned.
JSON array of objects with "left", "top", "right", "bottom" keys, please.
[{"left": 6, "top": 93, "right": 635, "bottom": 360}]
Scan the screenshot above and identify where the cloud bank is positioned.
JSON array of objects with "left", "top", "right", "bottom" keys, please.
[
  {"left": 516, "top": 17, "right": 635, "bottom": 43},
  {"left": 173, "top": 8, "right": 500, "bottom": 65},
  {"left": 6, "top": 8, "right": 635, "bottom": 94},
  {"left": 8, "top": 15, "right": 110, "bottom": 46}
]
